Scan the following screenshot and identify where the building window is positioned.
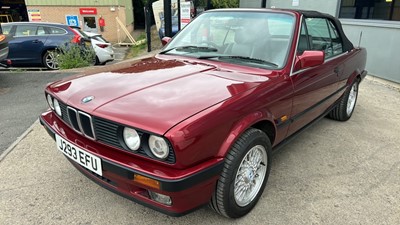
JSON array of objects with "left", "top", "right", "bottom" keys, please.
[{"left": 339, "top": 0, "right": 400, "bottom": 21}]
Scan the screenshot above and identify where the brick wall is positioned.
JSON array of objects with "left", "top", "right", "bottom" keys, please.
[{"left": 26, "top": 6, "right": 134, "bottom": 43}]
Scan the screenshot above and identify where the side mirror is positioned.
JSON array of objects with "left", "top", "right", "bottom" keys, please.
[
  {"left": 295, "top": 50, "right": 325, "bottom": 71},
  {"left": 161, "top": 37, "right": 172, "bottom": 46}
]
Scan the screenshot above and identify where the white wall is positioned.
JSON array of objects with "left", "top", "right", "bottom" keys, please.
[
  {"left": 240, "top": 0, "right": 262, "bottom": 8},
  {"left": 266, "top": 0, "right": 339, "bottom": 16},
  {"left": 341, "top": 20, "right": 400, "bottom": 83}
]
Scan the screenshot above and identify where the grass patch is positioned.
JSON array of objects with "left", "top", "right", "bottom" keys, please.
[{"left": 126, "top": 33, "right": 147, "bottom": 59}]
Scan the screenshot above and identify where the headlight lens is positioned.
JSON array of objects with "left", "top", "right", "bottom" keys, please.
[
  {"left": 123, "top": 127, "right": 141, "bottom": 151},
  {"left": 149, "top": 135, "right": 169, "bottom": 159},
  {"left": 53, "top": 98, "right": 62, "bottom": 116},
  {"left": 46, "top": 94, "right": 54, "bottom": 109}
]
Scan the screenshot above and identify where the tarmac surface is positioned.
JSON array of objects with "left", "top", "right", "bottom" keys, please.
[{"left": 1, "top": 77, "right": 399, "bottom": 224}]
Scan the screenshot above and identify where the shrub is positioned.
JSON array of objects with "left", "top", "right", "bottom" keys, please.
[
  {"left": 211, "top": 0, "right": 239, "bottom": 8},
  {"left": 57, "top": 44, "right": 96, "bottom": 70}
]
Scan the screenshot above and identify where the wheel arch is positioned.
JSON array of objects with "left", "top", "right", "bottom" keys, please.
[
  {"left": 216, "top": 111, "right": 276, "bottom": 158},
  {"left": 347, "top": 69, "right": 363, "bottom": 86}
]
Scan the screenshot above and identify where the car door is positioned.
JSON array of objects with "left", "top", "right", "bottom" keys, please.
[
  {"left": 0, "top": 23, "right": 9, "bottom": 63},
  {"left": 287, "top": 17, "right": 345, "bottom": 136},
  {"left": 8, "top": 25, "right": 48, "bottom": 65}
]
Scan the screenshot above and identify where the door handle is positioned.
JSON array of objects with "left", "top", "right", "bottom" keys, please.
[
  {"left": 334, "top": 67, "right": 339, "bottom": 73},
  {"left": 32, "top": 40, "right": 40, "bottom": 43}
]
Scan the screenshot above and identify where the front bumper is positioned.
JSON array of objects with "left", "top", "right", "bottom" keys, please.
[{"left": 40, "top": 110, "right": 223, "bottom": 216}]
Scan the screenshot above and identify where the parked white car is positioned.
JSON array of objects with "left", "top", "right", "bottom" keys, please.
[{"left": 84, "top": 31, "right": 114, "bottom": 65}]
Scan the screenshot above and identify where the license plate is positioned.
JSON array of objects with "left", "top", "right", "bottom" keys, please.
[{"left": 56, "top": 134, "right": 102, "bottom": 176}]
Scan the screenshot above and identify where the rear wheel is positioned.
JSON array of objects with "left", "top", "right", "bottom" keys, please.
[
  {"left": 95, "top": 56, "right": 106, "bottom": 66},
  {"left": 209, "top": 128, "right": 271, "bottom": 218},
  {"left": 43, "top": 50, "right": 59, "bottom": 70},
  {"left": 329, "top": 78, "right": 360, "bottom": 121}
]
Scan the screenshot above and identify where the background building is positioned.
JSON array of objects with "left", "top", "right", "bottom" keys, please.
[
  {"left": 240, "top": 0, "right": 400, "bottom": 83},
  {"left": 0, "top": 0, "right": 134, "bottom": 42}
]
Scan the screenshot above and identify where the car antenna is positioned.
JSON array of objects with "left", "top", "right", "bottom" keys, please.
[{"left": 358, "top": 31, "right": 363, "bottom": 47}]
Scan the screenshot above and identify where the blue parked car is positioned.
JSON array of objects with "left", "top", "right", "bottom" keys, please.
[
  {"left": 158, "top": 16, "right": 179, "bottom": 39},
  {"left": 0, "top": 24, "right": 9, "bottom": 67},
  {"left": 0, "top": 22, "right": 90, "bottom": 70}
]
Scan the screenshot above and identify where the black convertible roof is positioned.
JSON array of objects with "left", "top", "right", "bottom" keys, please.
[{"left": 296, "top": 10, "right": 354, "bottom": 52}]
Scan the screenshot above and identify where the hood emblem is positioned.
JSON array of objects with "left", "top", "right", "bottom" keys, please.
[{"left": 81, "top": 96, "right": 95, "bottom": 104}]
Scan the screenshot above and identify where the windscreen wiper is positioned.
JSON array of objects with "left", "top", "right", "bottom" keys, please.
[
  {"left": 198, "top": 55, "right": 278, "bottom": 67},
  {"left": 159, "top": 45, "right": 218, "bottom": 54}
]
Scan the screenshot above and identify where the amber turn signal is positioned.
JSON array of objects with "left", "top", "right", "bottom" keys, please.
[{"left": 134, "top": 174, "right": 160, "bottom": 189}]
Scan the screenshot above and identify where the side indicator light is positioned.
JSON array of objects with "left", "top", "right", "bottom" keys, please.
[
  {"left": 280, "top": 115, "right": 288, "bottom": 122},
  {"left": 134, "top": 174, "right": 160, "bottom": 189}
]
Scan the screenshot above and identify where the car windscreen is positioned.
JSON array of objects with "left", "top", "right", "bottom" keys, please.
[{"left": 161, "top": 11, "right": 296, "bottom": 69}]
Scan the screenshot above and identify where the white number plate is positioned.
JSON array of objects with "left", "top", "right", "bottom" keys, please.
[{"left": 56, "top": 134, "right": 103, "bottom": 176}]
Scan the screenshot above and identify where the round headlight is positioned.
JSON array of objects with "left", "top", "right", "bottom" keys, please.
[
  {"left": 149, "top": 135, "right": 169, "bottom": 159},
  {"left": 47, "top": 94, "right": 54, "bottom": 109},
  {"left": 123, "top": 127, "right": 141, "bottom": 151},
  {"left": 53, "top": 98, "right": 62, "bottom": 116}
]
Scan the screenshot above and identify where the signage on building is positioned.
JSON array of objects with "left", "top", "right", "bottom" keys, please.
[
  {"left": 292, "top": 0, "right": 300, "bottom": 6},
  {"left": 28, "top": 9, "right": 41, "bottom": 22},
  {"left": 66, "top": 15, "right": 79, "bottom": 27},
  {"left": 180, "top": 1, "right": 191, "bottom": 28},
  {"left": 79, "top": 8, "right": 97, "bottom": 15}
]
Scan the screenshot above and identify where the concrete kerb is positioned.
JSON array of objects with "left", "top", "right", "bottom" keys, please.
[
  {"left": 0, "top": 50, "right": 160, "bottom": 163},
  {"left": 0, "top": 119, "right": 39, "bottom": 162},
  {"left": 365, "top": 75, "right": 400, "bottom": 91}
]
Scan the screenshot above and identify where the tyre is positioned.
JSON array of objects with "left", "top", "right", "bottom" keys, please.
[
  {"left": 329, "top": 78, "right": 360, "bottom": 121},
  {"left": 43, "top": 50, "right": 59, "bottom": 70},
  {"left": 210, "top": 128, "right": 272, "bottom": 218},
  {"left": 95, "top": 56, "right": 100, "bottom": 65}
]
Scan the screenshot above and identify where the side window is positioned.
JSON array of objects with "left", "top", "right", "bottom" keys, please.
[
  {"left": 304, "top": 18, "right": 344, "bottom": 58},
  {"left": 1, "top": 24, "right": 12, "bottom": 35},
  {"left": 48, "top": 27, "right": 67, "bottom": 35},
  {"left": 297, "top": 20, "right": 312, "bottom": 55},
  {"left": 327, "top": 20, "right": 343, "bottom": 56},
  {"left": 37, "top": 26, "right": 46, "bottom": 35},
  {"left": 15, "top": 25, "right": 38, "bottom": 37}
]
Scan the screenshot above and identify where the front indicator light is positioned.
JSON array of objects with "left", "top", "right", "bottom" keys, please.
[
  {"left": 53, "top": 98, "right": 62, "bottom": 116},
  {"left": 148, "top": 191, "right": 172, "bottom": 206},
  {"left": 123, "top": 127, "right": 141, "bottom": 151},
  {"left": 148, "top": 135, "right": 169, "bottom": 159},
  {"left": 134, "top": 174, "right": 160, "bottom": 189}
]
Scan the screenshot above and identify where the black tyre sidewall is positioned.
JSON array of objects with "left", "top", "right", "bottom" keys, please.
[
  {"left": 329, "top": 78, "right": 360, "bottom": 121},
  {"left": 222, "top": 129, "right": 272, "bottom": 218}
]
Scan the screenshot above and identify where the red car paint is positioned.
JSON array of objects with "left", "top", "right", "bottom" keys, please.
[{"left": 40, "top": 9, "right": 367, "bottom": 216}]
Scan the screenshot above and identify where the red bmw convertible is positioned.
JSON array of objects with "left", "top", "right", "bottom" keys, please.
[{"left": 40, "top": 9, "right": 367, "bottom": 218}]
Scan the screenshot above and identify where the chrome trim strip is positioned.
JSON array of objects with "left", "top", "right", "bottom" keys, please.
[
  {"left": 290, "top": 15, "right": 303, "bottom": 76},
  {"left": 66, "top": 106, "right": 82, "bottom": 135},
  {"left": 78, "top": 111, "right": 96, "bottom": 140}
]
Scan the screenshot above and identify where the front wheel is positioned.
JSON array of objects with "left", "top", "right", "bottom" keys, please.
[
  {"left": 329, "top": 78, "right": 360, "bottom": 121},
  {"left": 43, "top": 50, "right": 59, "bottom": 70},
  {"left": 209, "top": 128, "right": 271, "bottom": 218}
]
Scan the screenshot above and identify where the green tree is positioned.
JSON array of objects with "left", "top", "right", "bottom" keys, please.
[{"left": 210, "top": 0, "right": 239, "bottom": 8}]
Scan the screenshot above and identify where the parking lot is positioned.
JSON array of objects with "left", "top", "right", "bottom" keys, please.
[{"left": 0, "top": 78, "right": 399, "bottom": 225}]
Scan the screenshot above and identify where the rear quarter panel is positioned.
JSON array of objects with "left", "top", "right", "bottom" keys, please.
[{"left": 338, "top": 47, "right": 367, "bottom": 87}]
